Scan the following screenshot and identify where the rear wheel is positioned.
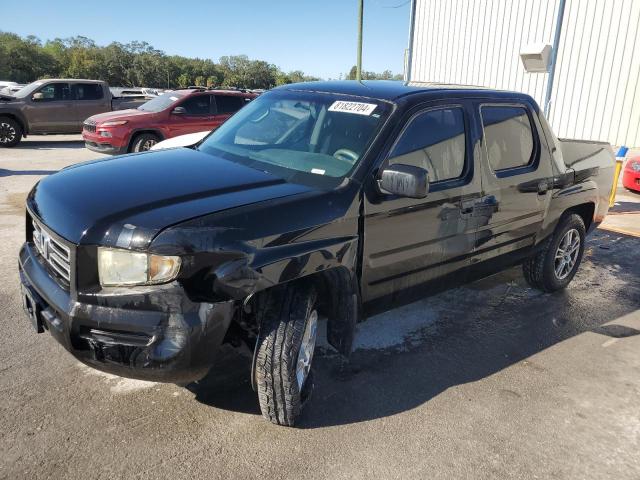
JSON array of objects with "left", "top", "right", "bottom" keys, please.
[
  {"left": 523, "top": 213, "right": 586, "bottom": 292},
  {"left": 0, "top": 117, "right": 22, "bottom": 147},
  {"left": 130, "top": 133, "right": 159, "bottom": 152},
  {"left": 255, "top": 282, "right": 318, "bottom": 427}
]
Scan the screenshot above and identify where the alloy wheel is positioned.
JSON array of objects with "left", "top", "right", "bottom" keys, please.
[{"left": 554, "top": 228, "right": 581, "bottom": 280}]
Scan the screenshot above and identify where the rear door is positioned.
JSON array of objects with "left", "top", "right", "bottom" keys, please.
[
  {"left": 361, "top": 101, "right": 482, "bottom": 302},
  {"left": 24, "top": 82, "right": 76, "bottom": 133},
  {"left": 72, "top": 83, "right": 109, "bottom": 127},
  {"left": 165, "top": 94, "right": 213, "bottom": 137},
  {"left": 211, "top": 94, "right": 249, "bottom": 129},
  {"left": 473, "top": 102, "right": 553, "bottom": 261}
]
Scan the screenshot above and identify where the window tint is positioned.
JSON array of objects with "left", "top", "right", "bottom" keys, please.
[
  {"left": 481, "top": 106, "right": 534, "bottom": 171},
  {"left": 389, "top": 107, "right": 466, "bottom": 182},
  {"left": 74, "top": 83, "right": 103, "bottom": 100},
  {"left": 215, "top": 95, "right": 246, "bottom": 114},
  {"left": 180, "top": 95, "right": 210, "bottom": 115},
  {"left": 35, "top": 83, "right": 72, "bottom": 101}
]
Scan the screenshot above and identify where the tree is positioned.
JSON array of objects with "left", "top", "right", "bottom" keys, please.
[{"left": 0, "top": 31, "right": 319, "bottom": 89}]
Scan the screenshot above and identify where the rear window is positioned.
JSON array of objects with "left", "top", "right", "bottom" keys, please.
[
  {"left": 215, "top": 95, "right": 246, "bottom": 114},
  {"left": 481, "top": 106, "right": 534, "bottom": 171},
  {"left": 74, "top": 83, "right": 104, "bottom": 101}
]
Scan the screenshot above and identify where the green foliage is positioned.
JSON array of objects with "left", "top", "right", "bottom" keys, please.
[
  {"left": 345, "top": 65, "right": 403, "bottom": 81},
  {"left": 0, "top": 32, "right": 317, "bottom": 89}
]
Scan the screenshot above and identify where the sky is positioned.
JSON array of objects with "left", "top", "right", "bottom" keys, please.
[{"left": 4, "top": 0, "right": 411, "bottom": 80}]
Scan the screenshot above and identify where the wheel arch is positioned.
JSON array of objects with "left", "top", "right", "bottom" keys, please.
[
  {"left": 0, "top": 112, "right": 27, "bottom": 134},
  {"left": 564, "top": 202, "right": 595, "bottom": 232},
  {"left": 127, "top": 129, "right": 165, "bottom": 152}
]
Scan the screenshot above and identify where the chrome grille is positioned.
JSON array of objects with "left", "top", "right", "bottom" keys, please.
[
  {"left": 83, "top": 122, "right": 96, "bottom": 133},
  {"left": 32, "top": 219, "right": 71, "bottom": 282}
]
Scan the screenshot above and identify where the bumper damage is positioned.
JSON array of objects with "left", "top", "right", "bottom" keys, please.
[{"left": 19, "top": 242, "right": 235, "bottom": 384}]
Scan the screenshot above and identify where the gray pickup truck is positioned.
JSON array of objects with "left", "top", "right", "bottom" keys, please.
[{"left": 0, "top": 79, "right": 148, "bottom": 147}]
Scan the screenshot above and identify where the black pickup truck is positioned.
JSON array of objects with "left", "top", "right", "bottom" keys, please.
[{"left": 18, "top": 81, "right": 615, "bottom": 426}]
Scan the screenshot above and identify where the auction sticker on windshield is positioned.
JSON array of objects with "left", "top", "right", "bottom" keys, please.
[{"left": 328, "top": 101, "right": 377, "bottom": 116}]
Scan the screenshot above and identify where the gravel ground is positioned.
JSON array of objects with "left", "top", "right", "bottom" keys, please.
[{"left": 1, "top": 136, "right": 639, "bottom": 479}]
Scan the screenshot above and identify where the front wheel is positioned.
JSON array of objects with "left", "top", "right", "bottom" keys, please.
[
  {"left": 523, "top": 213, "right": 586, "bottom": 292},
  {"left": 130, "top": 133, "right": 159, "bottom": 152},
  {"left": 254, "top": 282, "right": 318, "bottom": 427},
  {"left": 0, "top": 117, "right": 22, "bottom": 147}
]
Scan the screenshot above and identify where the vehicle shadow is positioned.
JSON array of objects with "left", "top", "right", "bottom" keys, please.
[
  {"left": 610, "top": 200, "right": 640, "bottom": 214},
  {"left": 0, "top": 168, "right": 58, "bottom": 177},
  {"left": 15, "top": 140, "right": 85, "bottom": 150},
  {"left": 189, "top": 230, "right": 640, "bottom": 428}
]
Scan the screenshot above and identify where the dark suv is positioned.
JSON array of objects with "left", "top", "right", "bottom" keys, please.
[
  {"left": 19, "top": 81, "right": 615, "bottom": 426},
  {"left": 82, "top": 88, "right": 257, "bottom": 154}
]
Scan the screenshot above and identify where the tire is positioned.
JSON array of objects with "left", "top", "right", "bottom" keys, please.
[
  {"left": 0, "top": 117, "right": 22, "bottom": 148},
  {"left": 523, "top": 213, "right": 586, "bottom": 292},
  {"left": 130, "top": 133, "right": 159, "bottom": 153},
  {"left": 255, "top": 282, "right": 318, "bottom": 427}
]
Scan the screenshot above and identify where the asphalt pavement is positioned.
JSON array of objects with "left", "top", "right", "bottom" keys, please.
[{"left": 1, "top": 136, "right": 639, "bottom": 479}]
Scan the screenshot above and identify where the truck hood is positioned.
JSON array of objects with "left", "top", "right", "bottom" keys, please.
[
  {"left": 88, "top": 108, "right": 154, "bottom": 124},
  {"left": 27, "top": 148, "right": 314, "bottom": 247}
]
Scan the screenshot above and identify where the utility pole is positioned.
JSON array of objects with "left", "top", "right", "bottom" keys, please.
[
  {"left": 544, "top": 0, "right": 567, "bottom": 117},
  {"left": 357, "top": 0, "right": 364, "bottom": 81}
]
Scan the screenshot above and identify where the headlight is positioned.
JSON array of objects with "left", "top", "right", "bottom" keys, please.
[
  {"left": 98, "top": 248, "right": 181, "bottom": 286},
  {"left": 631, "top": 161, "right": 640, "bottom": 172},
  {"left": 101, "top": 120, "right": 128, "bottom": 127}
]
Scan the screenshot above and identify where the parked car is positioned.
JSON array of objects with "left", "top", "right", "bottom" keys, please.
[
  {"left": 622, "top": 156, "right": 640, "bottom": 192},
  {"left": 150, "top": 130, "right": 211, "bottom": 150},
  {"left": 0, "top": 79, "right": 148, "bottom": 147},
  {"left": 81, "top": 88, "right": 257, "bottom": 154},
  {"left": 18, "top": 81, "right": 615, "bottom": 426},
  {"left": 0, "top": 81, "right": 20, "bottom": 94},
  {"left": 0, "top": 84, "right": 26, "bottom": 95}
]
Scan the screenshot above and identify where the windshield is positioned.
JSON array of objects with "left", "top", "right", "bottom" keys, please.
[
  {"left": 12, "top": 81, "right": 45, "bottom": 98},
  {"left": 198, "top": 90, "right": 391, "bottom": 187},
  {"left": 137, "top": 91, "right": 186, "bottom": 112}
]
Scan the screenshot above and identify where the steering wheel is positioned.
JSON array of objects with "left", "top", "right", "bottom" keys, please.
[
  {"left": 333, "top": 148, "right": 360, "bottom": 164},
  {"left": 333, "top": 148, "right": 359, "bottom": 164}
]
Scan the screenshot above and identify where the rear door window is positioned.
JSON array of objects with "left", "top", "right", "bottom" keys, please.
[
  {"left": 180, "top": 95, "right": 211, "bottom": 115},
  {"left": 73, "top": 83, "right": 104, "bottom": 100},
  {"left": 389, "top": 106, "right": 467, "bottom": 183},
  {"left": 481, "top": 106, "right": 534, "bottom": 172},
  {"left": 215, "top": 95, "right": 246, "bottom": 114}
]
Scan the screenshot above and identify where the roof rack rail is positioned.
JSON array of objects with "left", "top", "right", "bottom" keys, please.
[{"left": 208, "top": 86, "right": 249, "bottom": 93}]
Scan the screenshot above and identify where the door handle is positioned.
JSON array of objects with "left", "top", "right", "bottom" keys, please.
[
  {"left": 537, "top": 180, "right": 549, "bottom": 195},
  {"left": 460, "top": 200, "right": 475, "bottom": 215}
]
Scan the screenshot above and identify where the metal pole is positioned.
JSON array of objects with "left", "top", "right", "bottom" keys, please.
[
  {"left": 405, "top": 0, "right": 418, "bottom": 81},
  {"left": 357, "top": 0, "right": 364, "bottom": 81},
  {"left": 544, "top": 0, "right": 567, "bottom": 117}
]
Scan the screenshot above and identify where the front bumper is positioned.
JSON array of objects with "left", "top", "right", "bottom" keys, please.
[
  {"left": 82, "top": 129, "right": 129, "bottom": 155},
  {"left": 622, "top": 169, "right": 640, "bottom": 192},
  {"left": 19, "top": 242, "right": 235, "bottom": 384}
]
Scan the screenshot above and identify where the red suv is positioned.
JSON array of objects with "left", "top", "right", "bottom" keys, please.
[{"left": 82, "top": 88, "right": 257, "bottom": 155}]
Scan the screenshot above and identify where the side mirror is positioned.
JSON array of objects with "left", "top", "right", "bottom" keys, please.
[
  {"left": 32, "top": 92, "right": 44, "bottom": 101},
  {"left": 171, "top": 106, "right": 186, "bottom": 115},
  {"left": 378, "top": 163, "right": 429, "bottom": 199}
]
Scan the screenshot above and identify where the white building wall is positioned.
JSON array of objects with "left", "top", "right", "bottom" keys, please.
[{"left": 408, "top": 0, "right": 640, "bottom": 147}]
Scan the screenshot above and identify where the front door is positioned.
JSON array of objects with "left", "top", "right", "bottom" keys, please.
[
  {"left": 473, "top": 102, "right": 553, "bottom": 262},
  {"left": 361, "top": 102, "right": 483, "bottom": 303},
  {"left": 25, "top": 82, "right": 76, "bottom": 133},
  {"left": 166, "top": 94, "right": 214, "bottom": 138}
]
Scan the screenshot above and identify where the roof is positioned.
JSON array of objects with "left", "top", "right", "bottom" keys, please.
[
  {"left": 34, "top": 79, "right": 106, "bottom": 83},
  {"left": 278, "top": 80, "right": 525, "bottom": 101}
]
